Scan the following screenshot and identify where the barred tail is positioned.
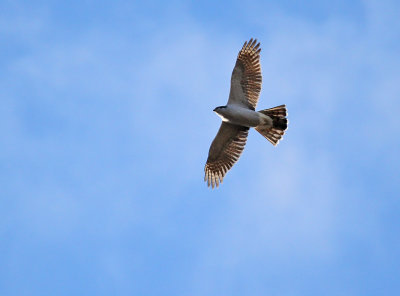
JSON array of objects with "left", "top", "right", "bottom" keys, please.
[{"left": 255, "top": 104, "right": 288, "bottom": 146}]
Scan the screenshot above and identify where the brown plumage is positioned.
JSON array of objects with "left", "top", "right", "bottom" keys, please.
[
  {"left": 255, "top": 105, "right": 288, "bottom": 146},
  {"left": 228, "top": 38, "right": 262, "bottom": 110},
  {"left": 204, "top": 123, "right": 249, "bottom": 188}
]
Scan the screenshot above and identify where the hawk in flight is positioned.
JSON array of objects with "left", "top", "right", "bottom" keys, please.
[{"left": 204, "top": 38, "right": 288, "bottom": 188}]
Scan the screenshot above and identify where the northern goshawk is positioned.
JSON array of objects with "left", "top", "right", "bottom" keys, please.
[{"left": 204, "top": 38, "right": 288, "bottom": 188}]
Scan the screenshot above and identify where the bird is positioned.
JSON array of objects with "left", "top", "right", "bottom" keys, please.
[{"left": 204, "top": 38, "right": 288, "bottom": 188}]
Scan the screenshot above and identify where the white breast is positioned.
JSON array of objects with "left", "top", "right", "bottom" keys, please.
[{"left": 217, "top": 113, "right": 230, "bottom": 122}]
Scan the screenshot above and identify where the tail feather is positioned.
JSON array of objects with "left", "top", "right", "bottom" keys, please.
[{"left": 255, "top": 104, "right": 288, "bottom": 146}]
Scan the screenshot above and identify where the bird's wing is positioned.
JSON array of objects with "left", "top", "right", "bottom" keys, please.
[
  {"left": 205, "top": 122, "right": 249, "bottom": 188},
  {"left": 227, "top": 38, "right": 262, "bottom": 110}
]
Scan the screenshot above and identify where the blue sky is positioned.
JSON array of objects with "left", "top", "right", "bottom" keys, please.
[{"left": 1, "top": 0, "right": 399, "bottom": 295}]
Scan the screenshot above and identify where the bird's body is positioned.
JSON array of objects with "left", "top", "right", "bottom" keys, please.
[
  {"left": 214, "top": 105, "right": 272, "bottom": 128},
  {"left": 204, "top": 38, "right": 288, "bottom": 188}
]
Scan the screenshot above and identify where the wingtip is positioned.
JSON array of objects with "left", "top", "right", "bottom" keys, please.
[{"left": 204, "top": 170, "right": 223, "bottom": 189}]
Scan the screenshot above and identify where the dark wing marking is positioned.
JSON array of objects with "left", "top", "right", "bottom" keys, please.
[
  {"left": 228, "top": 38, "right": 262, "bottom": 110},
  {"left": 204, "top": 122, "right": 249, "bottom": 188}
]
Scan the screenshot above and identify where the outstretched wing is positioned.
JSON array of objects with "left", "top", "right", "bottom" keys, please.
[
  {"left": 205, "top": 122, "right": 249, "bottom": 188},
  {"left": 228, "top": 38, "right": 262, "bottom": 110}
]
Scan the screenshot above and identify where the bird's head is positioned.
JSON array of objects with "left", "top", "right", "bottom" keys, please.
[
  {"left": 213, "top": 106, "right": 229, "bottom": 121},
  {"left": 213, "top": 106, "right": 227, "bottom": 115}
]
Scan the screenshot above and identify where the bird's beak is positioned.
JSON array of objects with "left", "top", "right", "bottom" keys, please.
[{"left": 213, "top": 107, "right": 217, "bottom": 112}]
